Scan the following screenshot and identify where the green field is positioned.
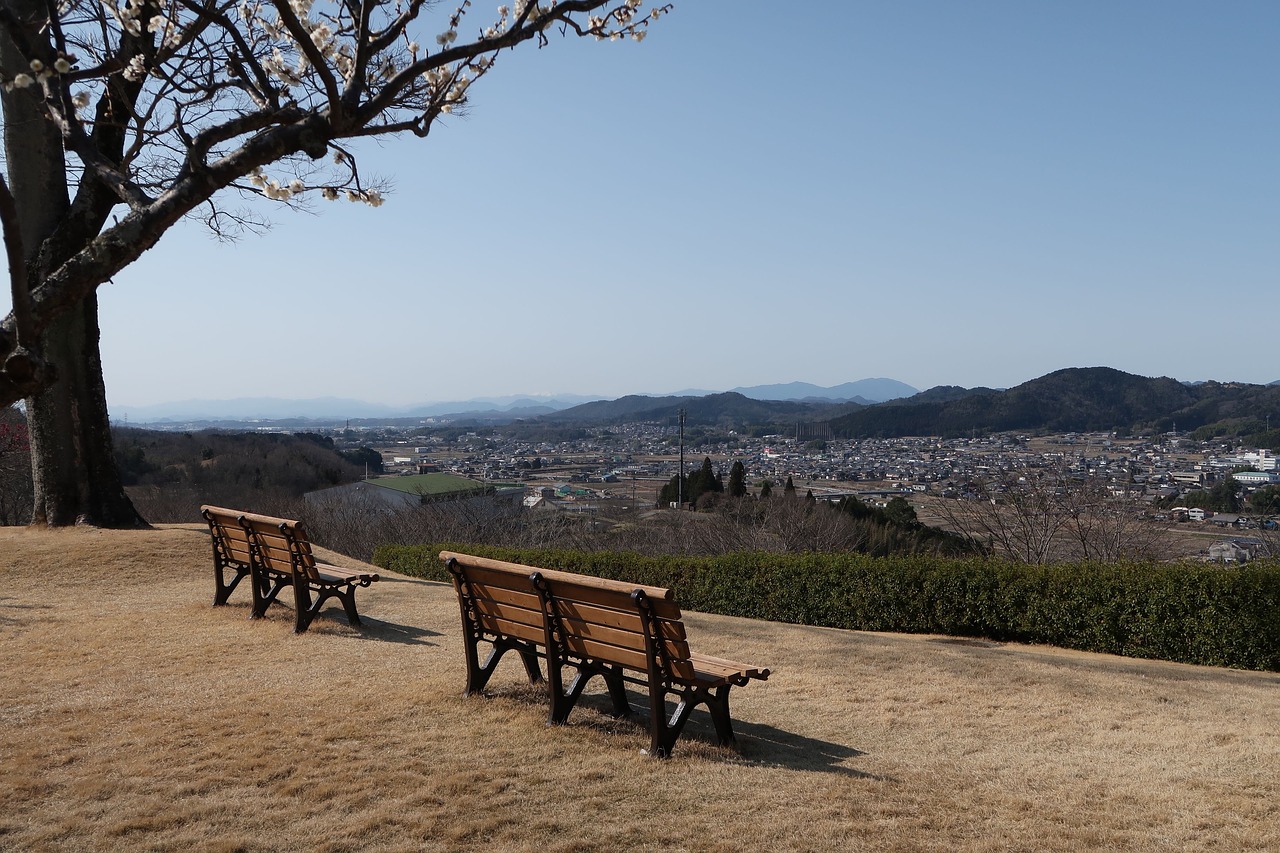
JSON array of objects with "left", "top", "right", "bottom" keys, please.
[{"left": 367, "top": 472, "right": 488, "bottom": 496}]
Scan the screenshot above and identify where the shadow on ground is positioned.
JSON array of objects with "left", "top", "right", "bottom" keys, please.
[{"left": 481, "top": 682, "right": 878, "bottom": 777}]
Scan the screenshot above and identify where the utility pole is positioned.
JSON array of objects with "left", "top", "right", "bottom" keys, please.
[{"left": 677, "top": 408, "right": 686, "bottom": 509}]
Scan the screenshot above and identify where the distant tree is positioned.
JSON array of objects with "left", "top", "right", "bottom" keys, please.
[
  {"left": 684, "top": 456, "right": 723, "bottom": 508},
  {"left": 884, "top": 495, "right": 918, "bottom": 527},
  {"left": 295, "top": 433, "right": 335, "bottom": 449},
  {"left": 1183, "top": 476, "right": 1243, "bottom": 513},
  {"left": 656, "top": 473, "right": 687, "bottom": 508},
  {"left": 759, "top": 480, "right": 773, "bottom": 498},
  {"left": 1248, "top": 485, "right": 1280, "bottom": 516},
  {"left": 339, "top": 447, "right": 383, "bottom": 475},
  {"left": 727, "top": 460, "right": 747, "bottom": 498},
  {"left": 804, "top": 489, "right": 816, "bottom": 505},
  {"left": 783, "top": 475, "right": 796, "bottom": 497}
]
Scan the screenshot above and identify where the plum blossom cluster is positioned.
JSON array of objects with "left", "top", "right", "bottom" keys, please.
[
  {"left": 2, "top": 56, "right": 74, "bottom": 93},
  {"left": 586, "top": 0, "right": 667, "bottom": 42},
  {"left": 106, "top": 0, "right": 183, "bottom": 46},
  {"left": 248, "top": 167, "right": 384, "bottom": 207},
  {"left": 12, "top": 0, "right": 668, "bottom": 221},
  {"left": 248, "top": 167, "right": 304, "bottom": 200}
]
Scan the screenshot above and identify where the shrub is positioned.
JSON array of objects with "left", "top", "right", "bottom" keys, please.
[{"left": 372, "top": 544, "right": 1280, "bottom": 672}]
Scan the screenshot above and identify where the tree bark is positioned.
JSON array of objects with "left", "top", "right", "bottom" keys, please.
[
  {"left": 24, "top": 294, "right": 143, "bottom": 526},
  {"left": 2, "top": 0, "right": 145, "bottom": 527}
]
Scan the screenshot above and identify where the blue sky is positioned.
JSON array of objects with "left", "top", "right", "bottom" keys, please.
[{"left": 9, "top": 1, "right": 1280, "bottom": 409}]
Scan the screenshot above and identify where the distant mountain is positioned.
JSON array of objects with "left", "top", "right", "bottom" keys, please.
[
  {"left": 889, "top": 385, "right": 999, "bottom": 405},
  {"left": 114, "top": 372, "right": 1277, "bottom": 436},
  {"left": 113, "top": 380, "right": 918, "bottom": 424},
  {"left": 827, "top": 367, "right": 1280, "bottom": 439},
  {"left": 544, "top": 392, "right": 858, "bottom": 427},
  {"left": 114, "top": 394, "right": 599, "bottom": 423},
  {"left": 732, "top": 378, "right": 918, "bottom": 404},
  {"left": 115, "top": 396, "right": 402, "bottom": 422}
]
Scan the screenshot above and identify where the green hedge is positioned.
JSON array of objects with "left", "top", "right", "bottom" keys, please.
[{"left": 373, "top": 543, "right": 1280, "bottom": 672}]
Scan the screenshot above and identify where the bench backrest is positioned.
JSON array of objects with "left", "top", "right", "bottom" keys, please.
[
  {"left": 441, "top": 551, "right": 696, "bottom": 681},
  {"left": 201, "top": 505, "right": 318, "bottom": 581},
  {"left": 202, "top": 505, "right": 254, "bottom": 567}
]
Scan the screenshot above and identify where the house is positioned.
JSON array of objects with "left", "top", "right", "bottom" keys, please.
[
  {"left": 1187, "top": 508, "right": 1212, "bottom": 522},
  {"left": 1233, "top": 470, "right": 1280, "bottom": 487},
  {"left": 1208, "top": 538, "right": 1264, "bottom": 563}
]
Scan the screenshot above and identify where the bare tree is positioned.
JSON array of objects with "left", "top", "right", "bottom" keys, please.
[
  {"left": 0, "top": 0, "right": 669, "bottom": 525},
  {"left": 933, "top": 472, "right": 1168, "bottom": 564},
  {"left": 1058, "top": 478, "right": 1170, "bottom": 562}
]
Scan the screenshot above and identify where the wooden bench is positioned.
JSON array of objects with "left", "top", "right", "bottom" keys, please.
[
  {"left": 201, "top": 505, "right": 380, "bottom": 633},
  {"left": 441, "top": 551, "right": 770, "bottom": 757}
]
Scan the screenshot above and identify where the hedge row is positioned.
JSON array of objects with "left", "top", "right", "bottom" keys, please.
[{"left": 372, "top": 544, "right": 1280, "bottom": 672}]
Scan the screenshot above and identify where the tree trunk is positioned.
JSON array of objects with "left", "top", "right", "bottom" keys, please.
[
  {"left": 2, "top": 1, "right": 145, "bottom": 527},
  {"left": 25, "top": 295, "right": 143, "bottom": 526}
]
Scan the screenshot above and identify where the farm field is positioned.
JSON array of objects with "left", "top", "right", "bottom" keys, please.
[{"left": 1, "top": 524, "right": 1277, "bottom": 852}]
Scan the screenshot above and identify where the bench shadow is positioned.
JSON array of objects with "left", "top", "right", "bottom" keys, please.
[
  {"left": 0, "top": 598, "right": 55, "bottom": 627},
  {"left": 551, "top": 690, "right": 882, "bottom": 779},
  {"left": 354, "top": 615, "right": 443, "bottom": 646},
  {"left": 727, "top": 718, "right": 883, "bottom": 779},
  {"left": 253, "top": 602, "right": 443, "bottom": 646}
]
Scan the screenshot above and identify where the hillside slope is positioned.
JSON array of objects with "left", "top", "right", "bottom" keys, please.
[{"left": 1, "top": 526, "right": 1277, "bottom": 851}]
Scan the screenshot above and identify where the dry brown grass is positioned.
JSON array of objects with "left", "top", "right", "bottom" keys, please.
[{"left": 1, "top": 525, "right": 1278, "bottom": 852}]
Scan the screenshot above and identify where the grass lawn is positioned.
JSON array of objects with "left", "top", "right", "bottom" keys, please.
[
  {"left": 367, "top": 472, "right": 487, "bottom": 496},
  {"left": 1, "top": 525, "right": 1277, "bottom": 851}
]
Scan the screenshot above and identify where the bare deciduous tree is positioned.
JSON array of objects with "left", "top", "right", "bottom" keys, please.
[
  {"left": 0, "top": 0, "right": 669, "bottom": 525},
  {"left": 932, "top": 472, "right": 1169, "bottom": 564}
]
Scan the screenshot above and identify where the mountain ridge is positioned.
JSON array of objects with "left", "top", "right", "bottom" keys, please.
[{"left": 110, "top": 378, "right": 920, "bottom": 422}]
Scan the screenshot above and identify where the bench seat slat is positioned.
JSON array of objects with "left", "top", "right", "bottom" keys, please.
[
  {"left": 463, "top": 564, "right": 540, "bottom": 593},
  {"left": 441, "top": 551, "right": 673, "bottom": 601},
  {"left": 689, "top": 651, "right": 771, "bottom": 682},
  {"left": 477, "top": 614, "right": 546, "bottom": 646},
  {"left": 560, "top": 635, "right": 652, "bottom": 673},
  {"left": 539, "top": 579, "right": 683, "bottom": 622},
  {"left": 551, "top": 599, "right": 687, "bottom": 642},
  {"left": 313, "top": 563, "right": 379, "bottom": 585},
  {"left": 473, "top": 598, "right": 545, "bottom": 630},
  {"left": 558, "top": 617, "right": 695, "bottom": 678},
  {"left": 465, "top": 581, "right": 542, "bottom": 612}
]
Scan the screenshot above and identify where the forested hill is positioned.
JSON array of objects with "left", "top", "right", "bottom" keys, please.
[
  {"left": 827, "top": 368, "right": 1280, "bottom": 440},
  {"left": 543, "top": 392, "right": 860, "bottom": 428}
]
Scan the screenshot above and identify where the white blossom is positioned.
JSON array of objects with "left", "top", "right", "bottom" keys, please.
[
  {"left": 122, "top": 54, "right": 146, "bottom": 81},
  {"left": 54, "top": 58, "right": 72, "bottom": 74},
  {"left": 29, "top": 59, "right": 44, "bottom": 73},
  {"left": 11, "top": 73, "right": 34, "bottom": 89}
]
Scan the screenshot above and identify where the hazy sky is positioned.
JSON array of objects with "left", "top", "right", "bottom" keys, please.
[{"left": 7, "top": 1, "right": 1278, "bottom": 409}]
